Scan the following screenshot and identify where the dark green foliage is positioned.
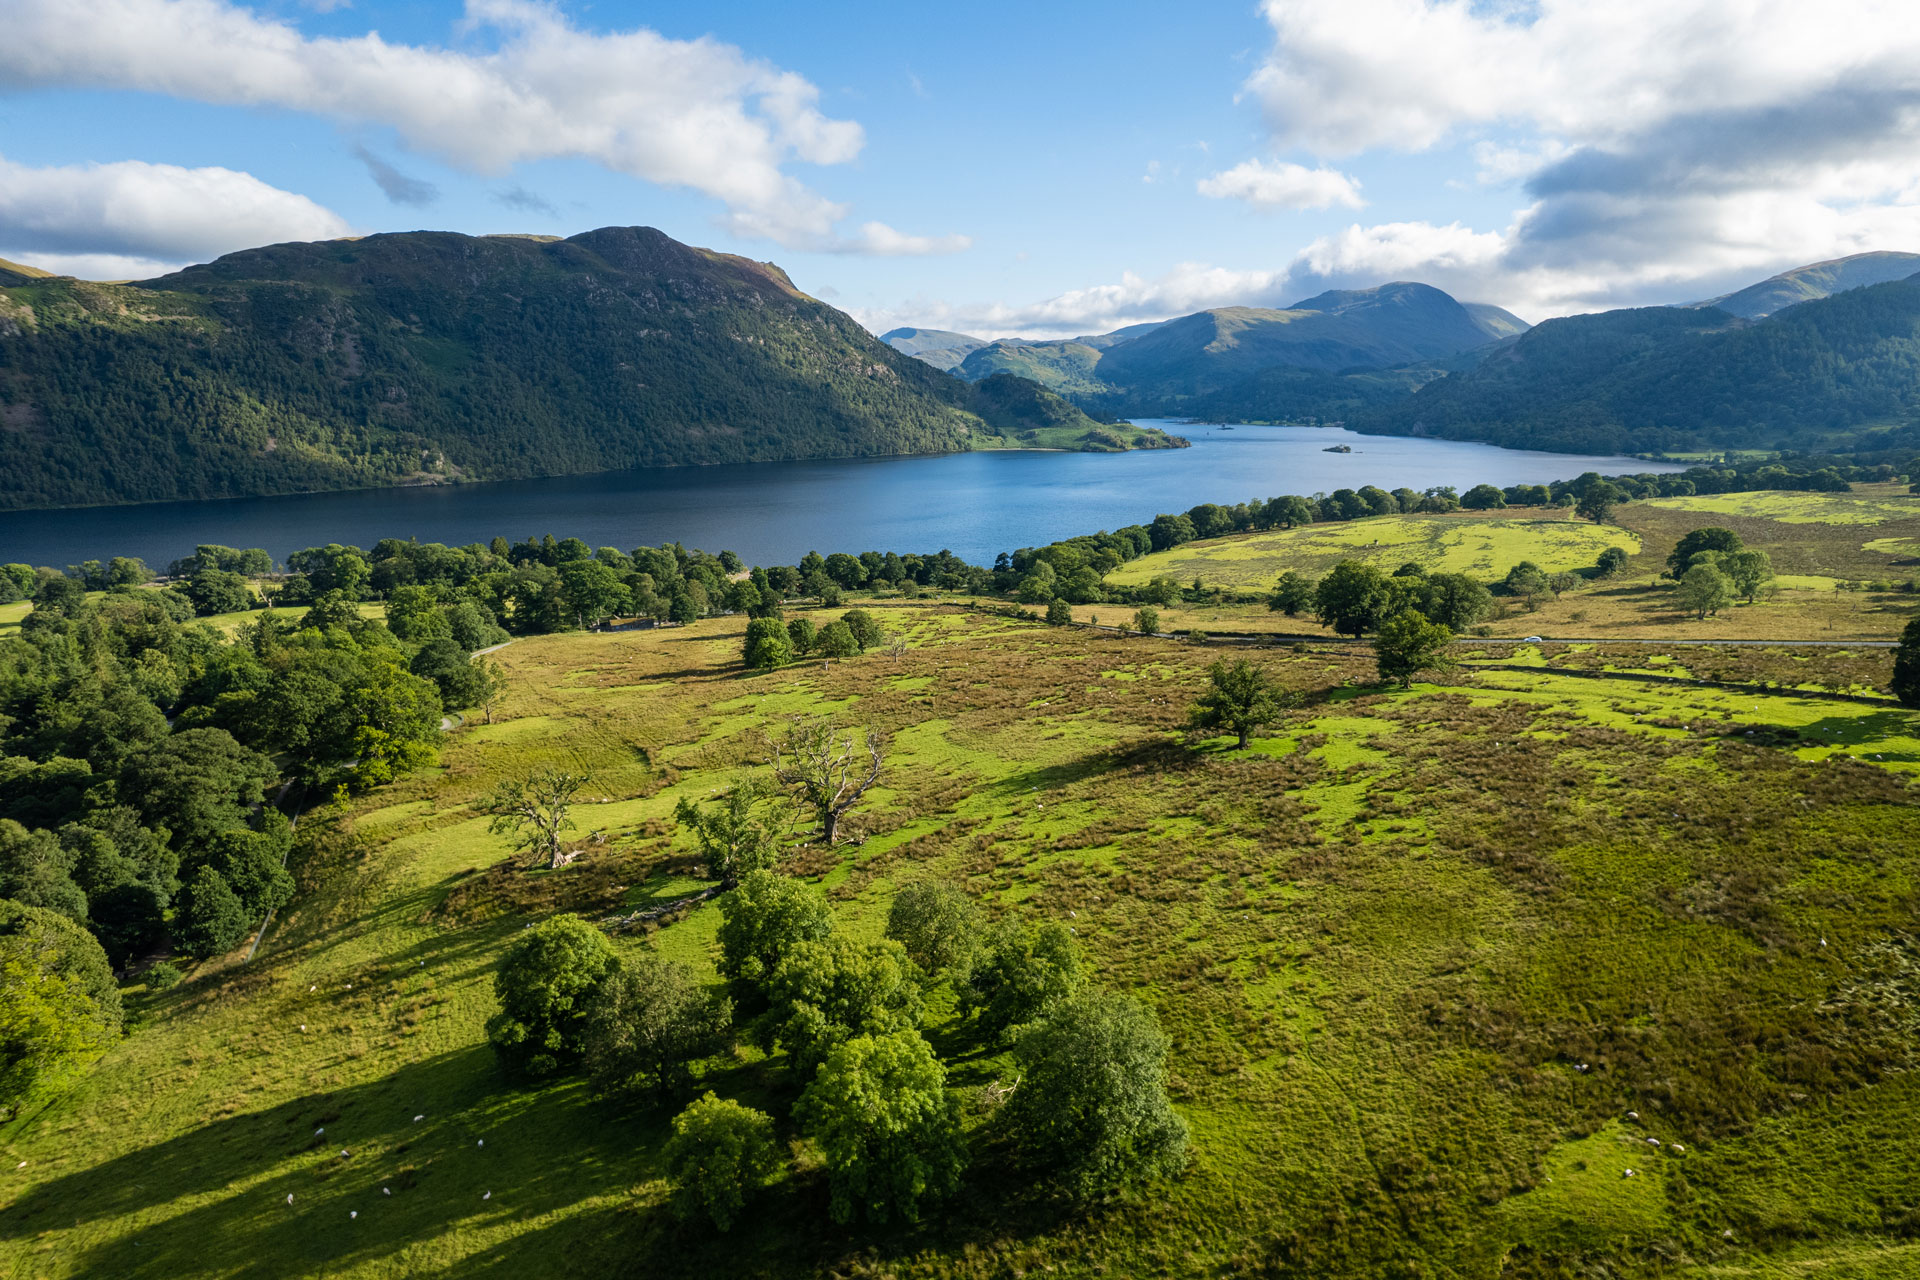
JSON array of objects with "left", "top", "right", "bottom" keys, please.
[
  {"left": 1408, "top": 572, "right": 1492, "bottom": 630},
  {"left": 715, "top": 870, "right": 832, "bottom": 990},
  {"left": 1373, "top": 609, "right": 1454, "bottom": 687},
  {"left": 840, "top": 609, "right": 885, "bottom": 652},
  {"left": 1501, "top": 560, "right": 1551, "bottom": 609},
  {"left": 1574, "top": 480, "right": 1622, "bottom": 523},
  {"left": 1188, "top": 658, "right": 1289, "bottom": 749},
  {"left": 0, "top": 228, "right": 1113, "bottom": 511},
  {"left": 1595, "top": 545, "right": 1629, "bottom": 576},
  {"left": 118, "top": 730, "right": 276, "bottom": 853},
  {"left": 958, "top": 919, "right": 1086, "bottom": 1041},
  {"left": 173, "top": 867, "right": 250, "bottom": 959},
  {"left": 582, "top": 957, "right": 732, "bottom": 1100},
  {"left": 663, "top": 1093, "right": 779, "bottom": 1231},
  {"left": 0, "top": 820, "right": 86, "bottom": 922},
  {"left": 1314, "top": 560, "right": 1397, "bottom": 637},
  {"left": 485, "top": 913, "right": 617, "bottom": 1079},
  {"left": 183, "top": 570, "right": 254, "bottom": 617},
  {"left": 784, "top": 617, "right": 817, "bottom": 656},
  {"left": 795, "top": 1029, "right": 965, "bottom": 1225},
  {"left": 815, "top": 620, "right": 859, "bottom": 658},
  {"left": 760, "top": 935, "right": 923, "bottom": 1075},
  {"left": 1895, "top": 617, "right": 1920, "bottom": 708},
  {"left": 1668, "top": 526, "right": 1745, "bottom": 576},
  {"left": 1460, "top": 483, "right": 1506, "bottom": 510},
  {"left": 1268, "top": 570, "right": 1316, "bottom": 616},
  {"left": 742, "top": 617, "right": 793, "bottom": 671},
  {"left": 1044, "top": 598, "right": 1072, "bottom": 626},
  {"left": 1002, "top": 991, "right": 1189, "bottom": 1200},
  {"left": 885, "top": 879, "right": 982, "bottom": 974}
]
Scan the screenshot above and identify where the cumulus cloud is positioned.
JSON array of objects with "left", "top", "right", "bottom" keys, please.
[
  {"left": 353, "top": 145, "right": 438, "bottom": 207},
  {"left": 1233, "top": 0, "right": 1920, "bottom": 313},
  {"left": 1197, "top": 159, "right": 1363, "bottom": 210},
  {"left": 0, "top": 0, "right": 960, "bottom": 254},
  {"left": 0, "top": 154, "right": 350, "bottom": 278},
  {"left": 493, "top": 185, "right": 558, "bottom": 218}
]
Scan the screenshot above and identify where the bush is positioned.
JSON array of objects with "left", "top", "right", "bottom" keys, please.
[
  {"left": 146, "top": 961, "right": 183, "bottom": 990},
  {"left": 1045, "top": 598, "right": 1071, "bottom": 626},
  {"left": 841, "top": 609, "right": 885, "bottom": 652},
  {"left": 762, "top": 935, "right": 923, "bottom": 1075},
  {"left": 741, "top": 617, "right": 793, "bottom": 670},
  {"left": 816, "top": 620, "right": 859, "bottom": 658},
  {"left": 485, "top": 914, "right": 617, "bottom": 1078},
  {"left": 664, "top": 1092, "right": 779, "bottom": 1231}
]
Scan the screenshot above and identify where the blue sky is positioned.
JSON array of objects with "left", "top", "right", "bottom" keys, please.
[{"left": 5, "top": 1, "right": 1920, "bottom": 335}]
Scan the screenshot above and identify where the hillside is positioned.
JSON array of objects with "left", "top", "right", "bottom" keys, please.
[
  {"left": 878, "top": 326, "right": 986, "bottom": 370},
  {"left": 1356, "top": 275, "right": 1920, "bottom": 453},
  {"left": 946, "top": 283, "right": 1521, "bottom": 418},
  {"left": 0, "top": 256, "right": 53, "bottom": 287},
  {"left": 0, "top": 228, "right": 1137, "bottom": 512},
  {"left": 1693, "top": 250, "right": 1920, "bottom": 319}
]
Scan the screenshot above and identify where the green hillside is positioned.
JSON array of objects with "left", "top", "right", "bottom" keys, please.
[
  {"left": 1355, "top": 276, "right": 1920, "bottom": 454},
  {"left": 1696, "top": 251, "right": 1920, "bottom": 319},
  {"left": 0, "top": 228, "right": 1130, "bottom": 512},
  {"left": 877, "top": 327, "right": 987, "bottom": 370}
]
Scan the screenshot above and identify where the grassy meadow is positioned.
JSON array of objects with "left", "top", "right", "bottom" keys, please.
[{"left": 5, "top": 597, "right": 1920, "bottom": 1279}]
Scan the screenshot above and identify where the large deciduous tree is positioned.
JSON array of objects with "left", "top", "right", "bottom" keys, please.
[
  {"left": 1188, "top": 658, "right": 1288, "bottom": 749},
  {"left": 795, "top": 1030, "right": 966, "bottom": 1225},
  {"left": 1314, "top": 561, "right": 1396, "bottom": 637},
  {"left": 485, "top": 913, "right": 617, "bottom": 1078},
  {"left": 1373, "top": 609, "right": 1454, "bottom": 688},
  {"left": 664, "top": 1093, "right": 779, "bottom": 1231},
  {"left": 582, "top": 956, "right": 731, "bottom": 1100}
]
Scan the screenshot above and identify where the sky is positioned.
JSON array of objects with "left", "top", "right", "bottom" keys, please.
[{"left": 4, "top": 0, "right": 1920, "bottom": 338}]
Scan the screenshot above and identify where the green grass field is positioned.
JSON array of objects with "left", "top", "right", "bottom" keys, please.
[
  {"left": 1106, "top": 513, "right": 1639, "bottom": 590},
  {"left": 1642, "top": 490, "right": 1920, "bottom": 526},
  {"left": 6, "top": 608, "right": 1920, "bottom": 1278}
]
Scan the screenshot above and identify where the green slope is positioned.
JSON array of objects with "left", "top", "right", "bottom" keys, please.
[
  {"left": 879, "top": 327, "right": 987, "bottom": 371},
  {"left": 1355, "top": 274, "right": 1920, "bottom": 453},
  {"left": 0, "top": 227, "right": 1127, "bottom": 512},
  {"left": 1696, "top": 251, "right": 1920, "bottom": 320}
]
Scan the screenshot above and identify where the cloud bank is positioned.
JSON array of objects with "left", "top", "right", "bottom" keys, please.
[{"left": 1, "top": 0, "right": 962, "bottom": 254}]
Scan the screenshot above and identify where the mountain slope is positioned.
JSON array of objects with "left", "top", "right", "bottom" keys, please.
[
  {"left": 0, "top": 256, "right": 53, "bottom": 287},
  {"left": 1694, "top": 251, "right": 1920, "bottom": 319},
  {"left": 0, "top": 227, "right": 1142, "bottom": 512},
  {"left": 879, "top": 326, "right": 986, "bottom": 370},
  {"left": 1356, "top": 275, "right": 1920, "bottom": 453}
]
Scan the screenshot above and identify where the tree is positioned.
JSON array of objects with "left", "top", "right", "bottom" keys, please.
[
  {"left": 1045, "top": 598, "right": 1072, "bottom": 626},
  {"left": 1314, "top": 561, "right": 1396, "bottom": 637},
  {"left": 0, "top": 821, "right": 86, "bottom": 922},
  {"left": 816, "top": 619, "right": 860, "bottom": 658},
  {"left": 768, "top": 719, "right": 885, "bottom": 846},
  {"left": 1148, "top": 513, "right": 1197, "bottom": 551},
  {"left": 1575, "top": 481, "right": 1623, "bottom": 523},
  {"left": 174, "top": 866, "right": 250, "bottom": 958},
  {"left": 795, "top": 1030, "right": 965, "bottom": 1225},
  {"left": 1723, "top": 549, "right": 1775, "bottom": 602},
  {"left": 674, "top": 777, "right": 785, "bottom": 888},
  {"left": 717, "top": 869, "right": 833, "bottom": 989},
  {"left": 1547, "top": 571, "right": 1580, "bottom": 599},
  {"left": 1373, "top": 609, "right": 1454, "bottom": 688},
  {"left": 785, "top": 616, "right": 819, "bottom": 656},
  {"left": 1268, "top": 571, "right": 1316, "bottom": 617},
  {"left": 1133, "top": 606, "right": 1160, "bottom": 636},
  {"left": 119, "top": 729, "right": 277, "bottom": 853},
  {"left": 841, "top": 609, "right": 886, "bottom": 652},
  {"left": 742, "top": 617, "right": 793, "bottom": 671},
  {"left": 1893, "top": 616, "right": 1920, "bottom": 707},
  {"left": 1188, "top": 658, "right": 1288, "bottom": 749},
  {"left": 1677, "top": 563, "right": 1733, "bottom": 619},
  {"left": 958, "top": 920, "right": 1085, "bottom": 1041},
  {"left": 1265, "top": 495, "right": 1316, "bottom": 529},
  {"left": 582, "top": 957, "right": 732, "bottom": 1099},
  {"left": 1001, "top": 991, "right": 1189, "bottom": 1200},
  {"left": 1595, "top": 546, "right": 1629, "bottom": 577},
  {"left": 1412, "top": 572, "right": 1492, "bottom": 630},
  {"left": 185, "top": 569, "right": 254, "bottom": 617},
  {"left": 1502, "top": 561, "right": 1550, "bottom": 611},
  {"left": 886, "top": 880, "right": 981, "bottom": 975},
  {"left": 762, "top": 935, "right": 923, "bottom": 1075},
  {"left": 484, "top": 767, "right": 592, "bottom": 869},
  {"left": 663, "top": 1093, "right": 779, "bottom": 1231},
  {"left": 474, "top": 659, "right": 509, "bottom": 724},
  {"left": 0, "top": 903, "right": 122, "bottom": 1118},
  {"left": 485, "top": 913, "right": 617, "bottom": 1078},
  {"left": 1668, "top": 527, "right": 1743, "bottom": 577},
  {"left": 1461, "top": 483, "right": 1506, "bottom": 510}
]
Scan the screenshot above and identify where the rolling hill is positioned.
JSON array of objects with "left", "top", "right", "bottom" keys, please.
[
  {"left": 1356, "top": 273, "right": 1920, "bottom": 454},
  {"left": 877, "top": 326, "right": 987, "bottom": 371},
  {"left": 1692, "top": 250, "right": 1920, "bottom": 319},
  {"left": 0, "top": 227, "right": 1152, "bottom": 512}
]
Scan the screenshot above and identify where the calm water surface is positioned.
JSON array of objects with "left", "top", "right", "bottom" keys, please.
[{"left": 0, "top": 422, "right": 1683, "bottom": 569}]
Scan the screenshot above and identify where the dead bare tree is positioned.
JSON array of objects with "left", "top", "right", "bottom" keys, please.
[
  {"left": 483, "top": 766, "right": 592, "bottom": 869},
  {"left": 767, "top": 718, "right": 885, "bottom": 846}
]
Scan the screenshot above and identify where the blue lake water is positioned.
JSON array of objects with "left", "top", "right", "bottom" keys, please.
[{"left": 0, "top": 422, "right": 1685, "bottom": 570}]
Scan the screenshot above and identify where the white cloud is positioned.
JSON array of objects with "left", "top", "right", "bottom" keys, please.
[
  {"left": 831, "top": 223, "right": 971, "bottom": 257},
  {"left": 0, "top": 154, "right": 350, "bottom": 278},
  {"left": 1197, "top": 158, "right": 1363, "bottom": 210},
  {"left": 0, "top": 0, "right": 958, "bottom": 254}
]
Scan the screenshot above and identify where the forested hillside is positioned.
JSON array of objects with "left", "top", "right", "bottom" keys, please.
[
  {"left": 1357, "top": 275, "right": 1920, "bottom": 454},
  {"left": 0, "top": 228, "right": 1132, "bottom": 513}
]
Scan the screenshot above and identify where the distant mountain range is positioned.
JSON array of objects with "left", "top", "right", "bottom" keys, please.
[
  {"left": 0, "top": 228, "right": 1173, "bottom": 513},
  {"left": 885, "top": 251, "right": 1920, "bottom": 454}
]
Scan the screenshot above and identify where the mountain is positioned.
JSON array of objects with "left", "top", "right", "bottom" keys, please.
[
  {"left": 0, "top": 256, "right": 53, "bottom": 287},
  {"left": 947, "top": 282, "right": 1525, "bottom": 418},
  {"left": 879, "top": 326, "right": 986, "bottom": 371},
  {"left": 1693, "top": 251, "right": 1920, "bottom": 320},
  {"left": 0, "top": 227, "right": 1163, "bottom": 513},
  {"left": 1355, "top": 273, "right": 1920, "bottom": 453}
]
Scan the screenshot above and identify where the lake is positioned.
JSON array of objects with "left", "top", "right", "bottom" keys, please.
[{"left": 0, "top": 422, "right": 1685, "bottom": 570}]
